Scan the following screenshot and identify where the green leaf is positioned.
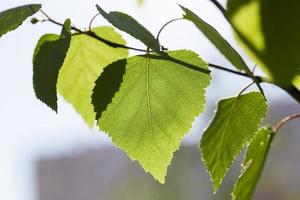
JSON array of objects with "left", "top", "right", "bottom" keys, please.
[
  {"left": 33, "top": 19, "right": 71, "bottom": 111},
  {"left": 0, "top": 4, "right": 41, "bottom": 38},
  {"left": 227, "top": 0, "right": 300, "bottom": 86},
  {"left": 96, "top": 5, "right": 160, "bottom": 52},
  {"left": 57, "top": 27, "right": 128, "bottom": 127},
  {"left": 180, "top": 5, "right": 248, "bottom": 71},
  {"left": 92, "top": 50, "right": 211, "bottom": 183},
  {"left": 232, "top": 127, "right": 274, "bottom": 200},
  {"left": 180, "top": 6, "right": 265, "bottom": 97},
  {"left": 200, "top": 92, "right": 268, "bottom": 192}
]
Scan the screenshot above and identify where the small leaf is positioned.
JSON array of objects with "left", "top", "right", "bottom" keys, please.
[
  {"left": 232, "top": 127, "right": 274, "bottom": 200},
  {"left": 200, "top": 92, "right": 268, "bottom": 192},
  {"left": 96, "top": 5, "right": 160, "bottom": 52},
  {"left": 180, "top": 5, "right": 248, "bottom": 72},
  {"left": 33, "top": 19, "right": 71, "bottom": 111},
  {"left": 92, "top": 50, "right": 211, "bottom": 183},
  {"left": 57, "top": 27, "right": 128, "bottom": 127},
  {"left": 0, "top": 4, "right": 41, "bottom": 38}
]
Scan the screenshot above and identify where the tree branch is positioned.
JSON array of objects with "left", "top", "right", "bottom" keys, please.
[
  {"left": 208, "top": 63, "right": 300, "bottom": 103},
  {"left": 40, "top": 10, "right": 149, "bottom": 53},
  {"left": 39, "top": 10, "right": 300, "bottom": 103},
  {"left": 273, "top": 113, "right": 300, "bottom": 133}
]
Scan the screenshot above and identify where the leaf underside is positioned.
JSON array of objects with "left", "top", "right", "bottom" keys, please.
[
  {"left": 57, "top": 26, "right": 128, "bottom": 127},
  {"left": 96, "top": 5, "right": 160, "bottom": 52},
  {"left": 200, "top": 92, "right": 268, "bottom": 192},
  {"left": 232, "top": 127, "right": 274, "bottom": 200},
  {"left": 0, "top": 4, "right": 41, "bottom": 38},
  {"left": 93, "top": 50, "right": 211, "bottom": 183},
  {"left": 33, "top": 19, "right": 71, "bottom": 111}
]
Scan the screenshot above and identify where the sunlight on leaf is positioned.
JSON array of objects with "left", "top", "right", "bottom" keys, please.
[
  {"left": 93, "top": 50, "right": 211, "bottom": 183},
  {"left": 57, "top": 27, "right": 128, "bottom": 127},
  {"left": 200, "top": 92, "right": 268, "bottom": 192},
  {"left": 227, "top": 0, "right": 300, "bottom": 86}
]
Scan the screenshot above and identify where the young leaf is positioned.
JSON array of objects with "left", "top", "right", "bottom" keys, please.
[
  {"left": 200, "top": 92, "right": 268, "bottom": 192},
  {"left": 232, "top": 127, "right": 274, "bottom": 200},
  {"left": 0, "top": 4, "right": 41, "bottom": 38},
  {"left": 33, "top": 19, "right": 71, "bottom": 111},
  {"left": 179, "top": 5, "right": 247, "bottom": 72},
  {"left": 92, "top": 50, "right": 211, "bottom": 183},
  {"left": 57, "top": 27, "right": 128, "bottom": 127},
  {"left": 96, "top": 5, "right": 160, "bottom": 52},
  {"left": 227, "top": 0, "right": 300, "bottom": 86}
]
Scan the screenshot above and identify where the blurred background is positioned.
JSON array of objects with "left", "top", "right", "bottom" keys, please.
[{"left": 0, "top": 0, "right": 299, "bottom": 200}]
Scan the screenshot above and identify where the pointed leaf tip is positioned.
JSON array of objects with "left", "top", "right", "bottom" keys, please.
[
  {"left": 96, "top": 4, "right": 160, "bottom": 52},
  {"left": 200, "top": 92, "right": 268, "bottom": 192},
  {"left": 93, "top": 50, "right": 211, "bottom": 182}
]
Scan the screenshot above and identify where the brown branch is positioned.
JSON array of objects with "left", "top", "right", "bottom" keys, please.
[
  {"left": 273, "top": 113, "right": 300, "bottom": 133},
  {"left": 40, "top": 10, "right": 149, "bottom": 53}
]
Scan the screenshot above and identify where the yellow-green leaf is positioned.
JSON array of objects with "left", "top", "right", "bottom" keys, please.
[
  {"left": 57, "top": 27, "right": 128, "bottom": 127},
  {"left": 92, "top": 50, "right": 211, "bottom": 183}
]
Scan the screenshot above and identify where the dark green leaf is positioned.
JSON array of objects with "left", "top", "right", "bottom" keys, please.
[
  {"left": 232, "top": 127, "right": 274, "bottom": 200},
  {"left": 180, "top": 5, "right": 265, "bottom": 96},
  {"left": 93, "top": 50, "right": 211, "bottom": 183},
  {"left": 227, "top": 0, "right": 300, "bottom": 86},
  {"left": 0, "top": 4, "right": 41, "bottom": 38},
  {"left": 96, "top": 5, "right": 160, "bottom": 52},
  {"left": 33, "top": 19, "right": 71, "bottom": 111},
  {"left": 180, "top": 5, "right": 248, "bottom": 72},
  {"left": 57, "top": 27, "right": 128, "bottom": 127},
  {"left": 200, "top": 92, "right": 268, "bottom": 192}
]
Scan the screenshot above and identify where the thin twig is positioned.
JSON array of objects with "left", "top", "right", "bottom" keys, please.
[
  {"left": 208, "top": 63, "right": 300, "bottom": 103},
  {"left": 89, "top": 13, "right": 100, "bottom": 31},
  {"left": 40, "top": 10, "right": 149, "bottom": 52},
  {"left": 38, "top": 10, "right": 300, "bottom": 103},
  {"left": 156, "top": 18, "right": 183, "bottom": 43},
  {"left": 209, "top": 0, "right": 227, "bottom": 18},
  {"left": 273, "top": 113, "right": 300, "bottom": 133},
  {"left": 238, "top": 82, "right": 255, "bottom": 96}
]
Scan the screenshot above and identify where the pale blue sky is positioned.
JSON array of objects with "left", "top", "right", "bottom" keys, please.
[{"left": 0, "top": 0, "right": 290, "bottom": 200}]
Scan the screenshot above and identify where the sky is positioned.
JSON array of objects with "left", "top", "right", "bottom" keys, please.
[{"left": 0, "top": 0, "right": 291, "bottom": 200}]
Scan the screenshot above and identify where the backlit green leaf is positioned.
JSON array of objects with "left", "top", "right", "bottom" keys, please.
[
  {"left": 92, "top": 50, "right": 211, "bottom": 183},
  {"left": 200, "top": 92, "right": 268, "bottom": 192},
  {"left": 0, "top": 4, "right": 41, "bottom": 38},
  {"left": 33, "top": 19, "right": 71, "bottom": 111},
  {"left": 227, "top": 0, "right": 300, "bottom": 86},
  {"left": 57, "top": 27, "right": 128, "bottom": 127},
  {"left": 96, "top": 5, "right": 160, "bottom": 52},
  {"left": 232, "top": 127, "right": 274, "bottom": 200}
]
